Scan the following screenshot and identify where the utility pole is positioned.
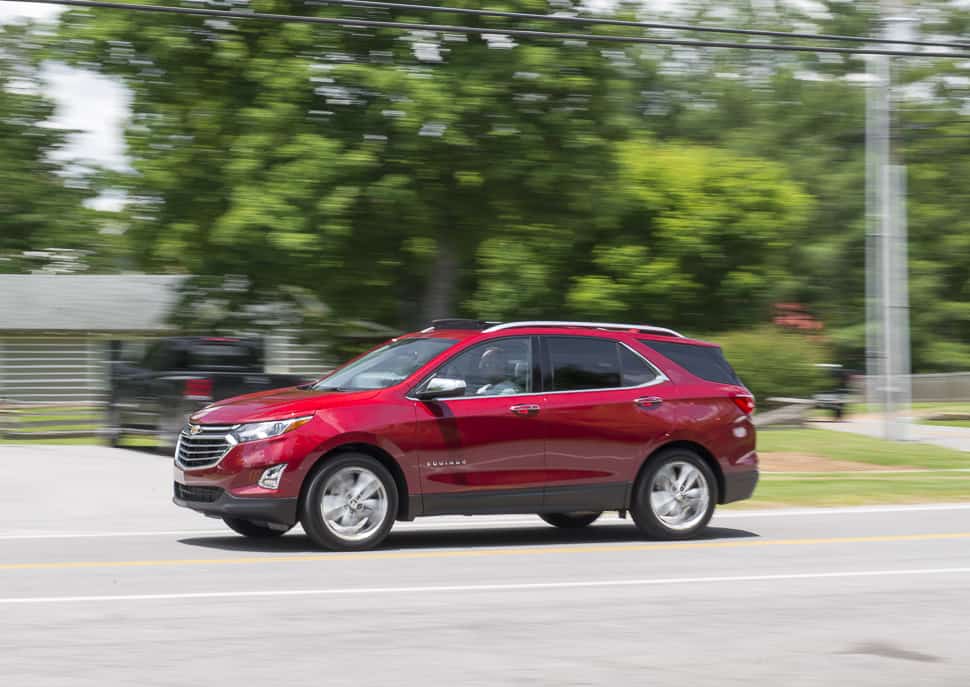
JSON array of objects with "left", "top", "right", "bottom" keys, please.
[{"left": 865, "top": 1, "right": 914, "bottom": 440}]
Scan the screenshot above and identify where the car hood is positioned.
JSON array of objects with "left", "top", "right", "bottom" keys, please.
[{"left": 189, "top": 386, "right": 382, "bottom": 424}]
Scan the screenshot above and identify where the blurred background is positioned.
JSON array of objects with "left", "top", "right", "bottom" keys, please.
[{"left": 0, "top": 0, "right": 968, "bottom": 479}]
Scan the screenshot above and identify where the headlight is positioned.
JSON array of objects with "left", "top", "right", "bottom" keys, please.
[{"left": 231, "top": 416, "right": 313, "bottom": 444}]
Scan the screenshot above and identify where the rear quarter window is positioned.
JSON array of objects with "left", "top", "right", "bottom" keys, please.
[{"left": 639, "top": 339, "right": 742, "bottom": 386}]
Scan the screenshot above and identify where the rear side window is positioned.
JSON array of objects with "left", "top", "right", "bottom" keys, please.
[
  {"left": 640, "top": 339, "right": 741, "bottom": 385},
  {"left": 546, "top": 337, "right": 660, "bottom": 391}
]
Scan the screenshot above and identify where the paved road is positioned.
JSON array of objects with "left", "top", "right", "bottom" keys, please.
[
  {"left": 818, "top": 417, "right": 970, "bottom": 452},
  {"left": 2, "top": 446, "right": 970, "bottom": 686}
]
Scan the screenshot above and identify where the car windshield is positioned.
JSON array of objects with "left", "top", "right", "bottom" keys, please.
[{"left": 311, "top": 338, "right": 457, "bottom": 391}]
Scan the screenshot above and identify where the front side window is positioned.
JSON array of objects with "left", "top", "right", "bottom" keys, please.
[
  {"left": 423, "top": 337, "right": 533, "bottom": 397},
  {"left": 546, "top": 336, "right": 661, "bottom": 391},
  {"left": 312, "top": 338, "right": 457, "bottom": 391}
]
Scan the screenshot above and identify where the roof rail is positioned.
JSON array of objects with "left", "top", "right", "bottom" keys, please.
[
  {"left": 421, "top": 319, "right": 500, "bottom": 333},
  {"left": 481, "top": 321, "right": 685, "bottom": 338}
]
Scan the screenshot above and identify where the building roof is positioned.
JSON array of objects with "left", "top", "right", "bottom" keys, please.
[{"left": 0, "top": 274, "right": 186, "bottom": 332}]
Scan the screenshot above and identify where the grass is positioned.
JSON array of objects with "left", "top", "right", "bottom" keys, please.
[
  {"left": 1, "top": 405, "right": 103, "bottom": 439},
  {"left": 742, "top": 426, "right": 970, "bottom": 507},
  {"left": 923, "top": 419, "right": 970, "bottom": 428},
  {"left": 852, "top": 402, "right": 970, "bottom": 427},
  {"left": 757, "top": 428, "right": 970, "bottom": 469},
  {"left": 739, "top": 472, "right": 970, "bottom": 508},
  {"left": 1, "top": 436, "right": 158, "bottom": 447},
  {"left": 853, "top": 402, "right": 970, "bottom": 414}
]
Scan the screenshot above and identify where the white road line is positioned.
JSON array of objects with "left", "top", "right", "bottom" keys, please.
[
  {"left": 0, "top": 529, "right": 228, "bottom": 541},
  {"left": 715, "top": 503, "right": 970, "bottom": 518},
  {"left": 2, "top": 503, "right": 970, "bottom": 540},
  {"left": 763, "top": 468, "right": 970, "bottom": 475},
  {"left": 3, "top": 567, "right": 969, "bottom": 605}
]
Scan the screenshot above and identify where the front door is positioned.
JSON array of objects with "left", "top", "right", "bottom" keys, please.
[{"left": 411, "top": 336, "right": 546, "bottom": 515}]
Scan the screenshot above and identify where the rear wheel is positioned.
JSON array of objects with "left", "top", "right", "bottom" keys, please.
[
  {"left": 539, "top": 511, "right": 602, "bottom": 529},
  {"left": 631, "top": 449, "right": 716, "bottom": 540},
  {"left": 223, "top": 517, "right": 291, "bottom": 538},
  {"left": 300, "top": 453, "right": 398, "bottom": 551}
]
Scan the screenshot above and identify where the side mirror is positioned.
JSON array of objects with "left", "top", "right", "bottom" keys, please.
[{"left": 416, "top": 377, "right": 466, "bottom": 400}]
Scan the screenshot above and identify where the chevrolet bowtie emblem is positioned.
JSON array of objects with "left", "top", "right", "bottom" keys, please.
[{"left": 189, "top": 424, "right": 202, "bottom": 435}]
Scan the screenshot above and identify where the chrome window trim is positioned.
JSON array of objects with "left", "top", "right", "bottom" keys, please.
[
  {"left": 406, "top": 339, "right": 669, "bottom": 401},
  {"left": 482, "top": 320, "right": 684, "bottom": 338}
]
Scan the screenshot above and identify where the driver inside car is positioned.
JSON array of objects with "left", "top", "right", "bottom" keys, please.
[{"left": 475, "top": 346, "right": 523, "bottom": 395}]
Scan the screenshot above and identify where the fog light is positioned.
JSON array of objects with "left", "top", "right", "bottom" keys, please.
[{"left": 258, "top": 464, "right": 287, "bottom": 490}]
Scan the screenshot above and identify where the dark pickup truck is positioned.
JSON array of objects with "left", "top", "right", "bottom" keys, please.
[{"left": 107, "top": 336, "right": 313, "bottom": 451}]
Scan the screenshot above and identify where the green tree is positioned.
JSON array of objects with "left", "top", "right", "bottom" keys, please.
[
  {"left": 718, "top": 327, "right": 829, "bottom": 402},
  {"left": 57, "top": 0, "right": 642, "bottom": 325},
  {"left": 0, "top": 23, "right": 100, "bottom": 273},
  {"left": 564, "top": 140, "right": 811, "bottom": 331}
]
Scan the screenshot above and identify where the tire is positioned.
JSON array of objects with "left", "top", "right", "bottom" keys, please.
[
  {"left": 631, "top": 448, "right": 717, "bottom": 540},
  {"left": 223, "top": 517, "right": 291, "bottom": 538},
  {"left": 300, "top": 453, "right": 398, "bottom": 551},
  {"left": 539, "top": 511, "right": 602, "bottom": 529}
]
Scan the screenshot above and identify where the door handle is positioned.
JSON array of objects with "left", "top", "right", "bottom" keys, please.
[
  {"left": 509, "top": 404, "right": 541, "bottom": 417},
  {"left": 634, "top": 396, "right": 663, "bottom": 410}
]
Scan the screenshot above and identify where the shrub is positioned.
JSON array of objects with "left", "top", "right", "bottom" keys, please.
[{"left": 714, "top": 327, "right": 831, "bottom": 403}]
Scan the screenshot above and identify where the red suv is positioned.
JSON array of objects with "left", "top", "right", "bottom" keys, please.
[{"left": 173, "top": 320, "right": 757, "bottom": 550}]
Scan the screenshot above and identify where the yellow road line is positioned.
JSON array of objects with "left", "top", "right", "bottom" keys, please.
[{"left": 2, "top": 532, "right": 969, "bottom": 571}]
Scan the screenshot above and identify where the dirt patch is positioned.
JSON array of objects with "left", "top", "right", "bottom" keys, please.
[{"left": 760, "top": 452, "right": 916, "bottom": 473}]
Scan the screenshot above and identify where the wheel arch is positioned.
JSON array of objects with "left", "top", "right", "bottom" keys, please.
[
  {"left": 634, "top": 440, "right": 726, "bottom": 505},
  {"left": 299, "top": 442, "right": 414, "bottom": 521}
]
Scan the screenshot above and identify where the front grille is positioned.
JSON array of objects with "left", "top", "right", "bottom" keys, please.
[
  {"left": 174, "top": 482, "right": 224, "bottom": 503},
  {"left": 175, "top": 423, "right": 235, "bottom": 470}
]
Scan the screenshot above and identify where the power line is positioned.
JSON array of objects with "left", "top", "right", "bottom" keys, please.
[
  {"left": 14, "top": 0, "right": 970, "bottom": 59},
  {"left": 306, "top": 0, "right": 970, "bottom": 51}
]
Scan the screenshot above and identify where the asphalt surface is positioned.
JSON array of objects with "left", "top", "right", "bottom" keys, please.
[{"left": 2, "top": 445, "right": 970, "bottom": 686}]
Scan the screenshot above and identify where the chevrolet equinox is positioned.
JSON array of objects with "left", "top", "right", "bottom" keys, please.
[{"left": 173, "top": 320, "right": 758, "bottom": 550}]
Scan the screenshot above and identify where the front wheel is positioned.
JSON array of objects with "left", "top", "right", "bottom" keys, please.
[
  {"left": 631, "top": 449, "right": 717, "bottom": 540},
  {"left": 223, "top": 517, "right": 291, "bottom": 538},
  {"left": 300, "top": 453, "right": 398, "bottom": 551},
  {"left": 539, "top": 511, "right": 602, "bottom": 529}
]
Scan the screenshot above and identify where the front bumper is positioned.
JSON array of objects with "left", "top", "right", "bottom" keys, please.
[{"left": 173, "top": 482, "right": 298, "bottom": 526}]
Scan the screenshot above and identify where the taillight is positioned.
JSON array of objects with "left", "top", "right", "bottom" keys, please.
[
  {"left": 732, "top": 394, "right": 755, "bottom": 415},
  {"left": 183, "top": 377, "right": 213, "bottom": 401}
]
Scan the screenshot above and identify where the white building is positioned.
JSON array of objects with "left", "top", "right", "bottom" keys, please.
[{"left": 0, "top": 275, "right": 326, "bottom": 403}]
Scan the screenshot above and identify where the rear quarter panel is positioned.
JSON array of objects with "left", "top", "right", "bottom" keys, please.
[{"left": 628, "top": 338, "right": 758, "bottom": 490}]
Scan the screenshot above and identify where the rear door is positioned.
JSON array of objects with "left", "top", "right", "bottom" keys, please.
[
  {"left": 410, "top": 336, "right": 547, "bottom": 514},
  {"left": 538, "top": 335, "right": 673, "bottom": 510}
]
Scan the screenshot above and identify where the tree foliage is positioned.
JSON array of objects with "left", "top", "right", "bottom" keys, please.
[
  {"left": 6, "top": 0, "right": 963, "bottom": 373},
  {"left": 0, "top": 23, "right": 100, "bottom": 273}
]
